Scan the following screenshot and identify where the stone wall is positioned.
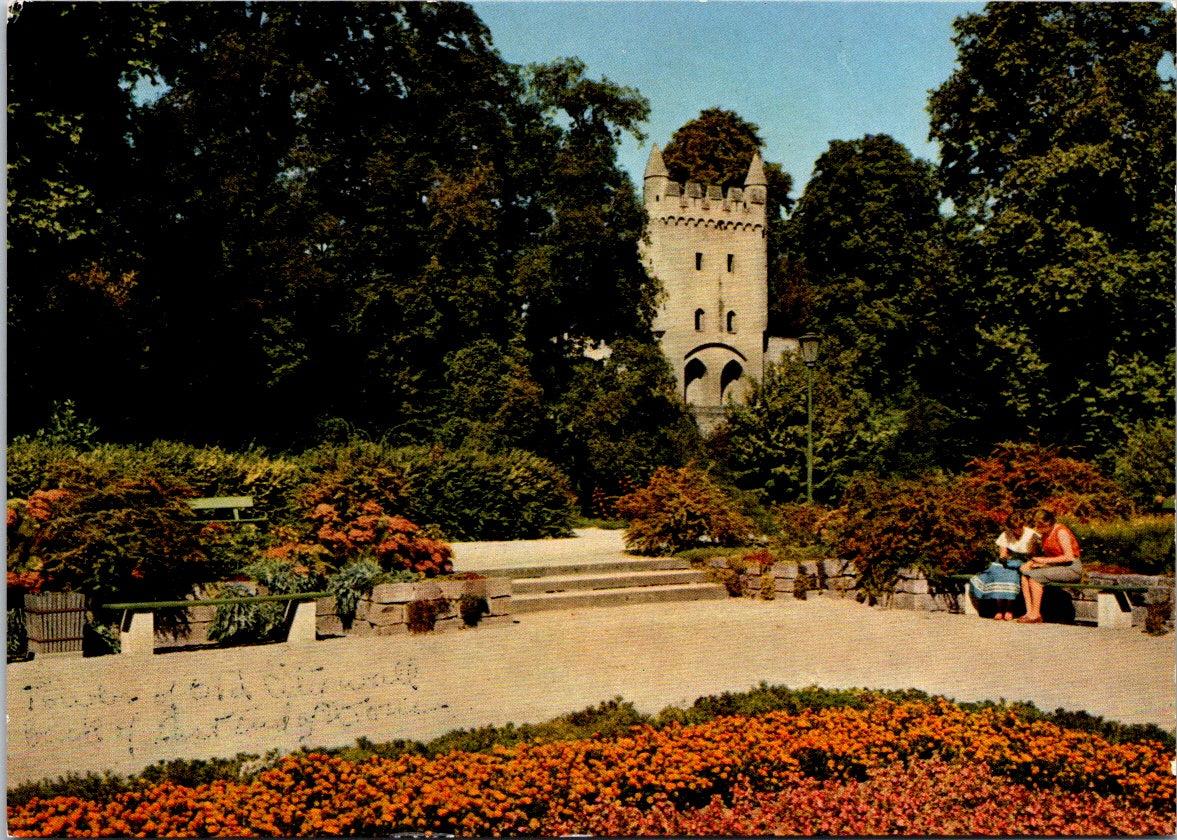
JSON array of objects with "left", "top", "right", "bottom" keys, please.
[
  {"left": 317, "top": 578, "right": 512, "bottom": 637},
  {"left": 739, "top": 561, "right": 1171, "bottom": 630},
  {"left": 144, "top": 579, "right": 512, "bottom": 652}
]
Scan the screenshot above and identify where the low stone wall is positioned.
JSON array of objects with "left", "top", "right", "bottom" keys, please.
[
  {"left": 317, "top": 578, "right": 512, "bottom": 637},
  {"left": 739, "top": 559, "right": 858, "bottom": 600},
  {"left": 738, "top": 561, "right": 1172, "bottom": 630},
  {"left": 140, "top": 578, "right": 512, "bottom": 652}
]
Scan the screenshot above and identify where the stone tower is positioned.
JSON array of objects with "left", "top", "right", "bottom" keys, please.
[{"left": 642, "top": 143, "right": 770, "bottom": 430}]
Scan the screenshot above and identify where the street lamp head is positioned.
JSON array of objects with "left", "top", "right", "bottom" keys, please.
[{"left": 799, "top": 333, "right": 821, "bottom": 368}]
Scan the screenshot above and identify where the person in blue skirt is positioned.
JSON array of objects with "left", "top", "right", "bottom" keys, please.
[{"left": 970, "top": 511, "right": 1041, "bottom": 620}]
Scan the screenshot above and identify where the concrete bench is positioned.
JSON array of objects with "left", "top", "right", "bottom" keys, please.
[
  {"left": 102, "top": 591, "right": 330, "bottom": 655},
  {"left": 950, "top": 573, "right": 1152, "bottom": 629}
]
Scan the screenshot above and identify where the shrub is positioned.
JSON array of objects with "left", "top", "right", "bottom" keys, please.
[
  {"left": 616, "top": 467, "right": 756, "bottom": 555},
  {"left": 12, "top": 399, "right": 101, "bottom": 450},
  {"left": 395, "top": 446, "right": 576, "bottom": 541},
  {"left": 198, "top": 521, "right": 276, "bottom": 577},
  {"left": 1071, "top": 517, "right": 1175, "bottom": 575},
  {"left": 961, "top": 441, "right": 1134, "bottom": 522},
  {"left": 771, "top": 502, "right": 836, "bottom": 548},
  {"left": 406, "top": 597, "right": 449, "bottom": 633},
  {"left": 207, "top": 582, "right": 286, "bottom": 646},
  {"left": 832, "top": 472, "right": 993, "bottom": 600},
  {"left": 6, "top": 439, "right": 85, "bottom": 499},
  {"left": 141, "top": 441, "right": 303, "bottom": 523},
  {"left": 459, "top": 593, "right": 490, "bottom": 627},
  {"left": 308, "top": 504, "right": 453, "bottom": 575},
  {"left": 8, "top": 475, "right": 216, "bottom": 604},
  {"left": 1106, "top": 418, "right": 1176, "bottom": 510},
  {"left": 291, "top": 441, "right": 574, "bottom": 542},
  {"left": 327, "top": 558, "right": 386, "bottom": 628},
  {"left": 293, "top": 441, "right": 411, "bottom": 527},
  {"left": 7, "top": 608, "right": 27, "bottom": 659},
  {"left": 705, "top": 554, "right": 749, "bottom": 597}
]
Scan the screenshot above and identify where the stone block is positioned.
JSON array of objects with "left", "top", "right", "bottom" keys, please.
[
  {"left": 414, "top": 581, "right": 444, "bottom": 601},
  {"left": 437, "top": 579, "right": 471, "bottom": 600},
  {"left": 364, "top": 602, "right": 406, "bottom": 628},
  {"left": 889, "top": 592, "right": 915, "bottom": 611},
  {"left": 121, "top": 610, "right": 155, "bottom": 656},
  {"left": 1096, "top": 591, "right": 1134, "bottom": 629},
  {"left": 485, "top": 578, "right": 511, "bottom": 599},
  {"left": 820, "top": 559, "right": 849, "bottom": 577},
  {"left": 285, "top": 600, "right": 317, "bottom": 646},
  {"left": 368, "top": 583, "right": 417, "bottom": 604},
  {"left": 487, "top": 595, "right": 511, "bottom": 617},
  {"left": 316, "top": 613, "right": 346, "bottom": 636},
  {"left": 903, "top": 578, "right": 930, "bottom": 595}
]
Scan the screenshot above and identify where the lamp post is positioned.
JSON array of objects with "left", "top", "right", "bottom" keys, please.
[{"left": 798, "top": 333, "right": 821, "bottom": 504}]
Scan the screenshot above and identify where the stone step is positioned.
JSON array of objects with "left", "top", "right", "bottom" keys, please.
[
  {"left": 511, "top": 582, "right": 729, "bottom": 613},
  {"left": 471, "top": 557, "right": 691, "bottom": 580},
  {"left": 512, "top": 568, "right": 709, "bottom": 595}
]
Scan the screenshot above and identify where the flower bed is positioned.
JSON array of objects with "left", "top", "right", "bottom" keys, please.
[{"left": 9, "top": 696, "right": 1174, "bottom": 837}]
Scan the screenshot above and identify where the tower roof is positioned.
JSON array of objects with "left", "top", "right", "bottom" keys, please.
[
  {"left": 744, "top": 150, "right": 767, "bottom": 187},
  {"left": 644, "top": 144, "right": 669, "bottom": 179}
]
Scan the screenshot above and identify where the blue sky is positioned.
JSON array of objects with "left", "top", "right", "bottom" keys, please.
[{"left": 470, "top": 1, "right": 985, "bottom": 197}]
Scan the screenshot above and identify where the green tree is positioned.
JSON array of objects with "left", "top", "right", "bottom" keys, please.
[
  {"left": 782, "top": 136, "right": 949, "bottom": 397},
  {"left": 1104, "top": 418, "right": 1177, "bottom": 509},
  {"left": 554, "top": 339, "right": 703, "bottom": 506},
  {"left": 438, "top": 339, "right": 546, "bottom": 454},
  {"left": 517, "top": 57, "right": 656, "bottom": 364},
  {"left": 714, "top": 350, "right": 899, "bottom": 504},
  {"left": 6, "top": 2, "right": 166, "bottom": 439},
  {"left": 929, "top": 2, "right": 1176, "bottom": 454},
  {"left": 779, "top": 134, "right": 980, "bottom": 468}
]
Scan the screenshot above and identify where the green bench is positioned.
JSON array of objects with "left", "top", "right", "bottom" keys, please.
[
  {"left": 949, "top": 573, "right": 1153, "bottom": 629},
  {"left": 102, "top": 591, "right": 331, "bottom": 655},
  {"left": 187, "top": 496, "right": 267, "bottom": 525}
]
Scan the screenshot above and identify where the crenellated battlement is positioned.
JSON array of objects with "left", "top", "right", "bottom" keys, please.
[
  {"left": 642, "top": 144, "right": 767, "bottom": 225},
  {"left": 646, "top": 180, "right": 767, "bottom": 227}
]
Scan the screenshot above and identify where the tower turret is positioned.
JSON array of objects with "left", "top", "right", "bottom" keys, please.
[
  {"left": 643, "top": 144, "right": 670, "bottom": 210},
  {"left": 743, "top": 151, "right": 767, "bottom": 210}
]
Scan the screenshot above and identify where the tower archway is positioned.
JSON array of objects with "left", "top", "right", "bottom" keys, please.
[
  {"left": 684, "top": 357, "right": 707, "bottom": 402},
  {"left": 720, "top": 359, "right": 744, "bottom": 401}
]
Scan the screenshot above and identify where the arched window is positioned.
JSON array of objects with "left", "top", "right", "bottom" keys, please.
[
  {"left": 726, "top": 311, "right": 737, "bottom": 333},
  {"left": 694, "top": 252, "right": 703, "bottom": 271},
  {"left": 694, "top": 308, "right": 705, "bottom": 331}
]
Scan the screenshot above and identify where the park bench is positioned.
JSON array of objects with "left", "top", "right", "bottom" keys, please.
[
  {"left": 949, "top": 573, "right": 1154, "bottom": 629},
  {"left": 101, "top": 591, "right": 331, "bottom": 655},
  {"left": 187, "top": 496, "right": 267, "bottom": 525}
]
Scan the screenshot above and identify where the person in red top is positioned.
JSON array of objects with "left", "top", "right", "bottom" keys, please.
[{"left": 1017, "top": 508, "right": 1082, "bottom": 623}]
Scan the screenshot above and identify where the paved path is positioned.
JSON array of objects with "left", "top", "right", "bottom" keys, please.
[
  {"left": 7, "top": 531, "right": 1174, "bottom": 785},
  {"left": 451, "top": 527, "right": 631, "bottom": 572}
]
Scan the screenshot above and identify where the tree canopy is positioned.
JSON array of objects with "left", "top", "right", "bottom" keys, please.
[
  {"left": 7, "top": 1, "right": 702, "bottom": 503},
  {"left": 928, "top": 1, "right": 1175, "bottom": 453},
  {"left": 10, "top": 1, "right": 1172, "bottom": 509}
]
